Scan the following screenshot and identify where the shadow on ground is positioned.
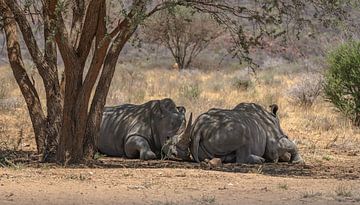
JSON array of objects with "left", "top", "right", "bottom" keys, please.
[{"left": 1, "top": 149, "right": 358, "bottom": 180}]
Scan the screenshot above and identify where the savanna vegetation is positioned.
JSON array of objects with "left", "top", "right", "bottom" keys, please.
[{"left": 0, "top": 0, "right": 353, "bottom": 164}]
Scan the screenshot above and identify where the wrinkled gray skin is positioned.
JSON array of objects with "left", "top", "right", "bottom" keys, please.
[
  {"left": 163, "top": 103, "right": 303, "bottom": 164},
  {"left": 97, "top": 98, "right": 186, "bottom": 160}
]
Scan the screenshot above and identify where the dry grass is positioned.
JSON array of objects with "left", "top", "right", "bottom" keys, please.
[{"left": 0, "top": 63, "right": 359, "bottom": 164}]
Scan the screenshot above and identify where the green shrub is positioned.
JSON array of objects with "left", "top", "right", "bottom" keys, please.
[{"left": 324, "top": 41, "right": 360, "bottom": 126}]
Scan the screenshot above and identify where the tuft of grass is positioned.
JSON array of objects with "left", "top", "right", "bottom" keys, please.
[
  {"left": 123, "top": 172, "right": 133, "bottom": 177},
  {"left": 301, "top": 190, "right": 322, "bottom": 198},
  {"left": 198, "top": 194, "right": 216, "bottom": 204},
  {"left": 335, "top": 185, "right": 353, "bottom": 197},
  {"left": 93, "top": 152, "right": 106, "bottom": 160},
  {"left": 278, "top": 183, "right": 288, "bottom": 190},
  {"left": 261, "top": 92, "right": 279, "bottom": 107},
  {"left": 0, "top": 83, "right": 9, "bottom": 99},
  {"left": 322, "top": 155, "right": 332, "bottom": 161},
  {"left": 232, "top": 75, "right": 252, "bottom": 91},
  {"left": 0, "top": 156, "right": 20, "bottom": 169},
  {"left": 258, "top": 69, "right": 282, "bottom": 86},
  {"left": 151, "top": 200, "right": 177, "bottom": 205},
  {"left": 65, "top": 173, "right": 91, "bottom": 181},
  {"left": 179, "top": 83, "right": 201, "bottom": 101}
]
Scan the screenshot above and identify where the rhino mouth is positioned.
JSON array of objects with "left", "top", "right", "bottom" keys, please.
[
  {"left": 161, "top": 141, "right": 191, "bottom": 161},
  {"left": 161, "top": 113, "right": 193, "bottom": 161}
]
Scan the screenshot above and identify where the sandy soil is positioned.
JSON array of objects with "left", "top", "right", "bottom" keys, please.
[{"left": 1, "top": 157, "right": 360, "bottom": 205}]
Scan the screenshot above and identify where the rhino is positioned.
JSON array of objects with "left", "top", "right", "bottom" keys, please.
[
  {"left": 97, "top": 98, "right": 188, "bottom": 160},
  {"left": 163, "top": 103, "right": 303, "bottom": 164}
]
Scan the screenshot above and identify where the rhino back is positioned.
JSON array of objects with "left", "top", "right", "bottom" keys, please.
[
  {"left": 234, "top": 103, "right": 284, "bottom": 140},
  {"left": 191, "top": 108, "right": 274, "bottom": 162},
  {"left": 190, "top": 109, "right": 266, "bottom": 162},
  {"left": 234, "top": 103, "right": 286, "bottom": 160}
]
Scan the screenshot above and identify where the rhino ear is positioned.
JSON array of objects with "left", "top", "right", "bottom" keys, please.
[
  {"left": 177, "top": 106, "right": 186, "bottom": 114},
  {"left": 269, "top": 104, "right": 279, "bottom": 116}
]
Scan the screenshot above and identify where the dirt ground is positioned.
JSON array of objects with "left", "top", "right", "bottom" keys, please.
[{"left": 1, "top": 155, "right": 360, "bottom": 205}]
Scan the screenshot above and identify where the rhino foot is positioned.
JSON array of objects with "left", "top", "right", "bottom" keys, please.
[
  {"left": 291, "top": 155, "right": 305, "bottom": 164},
  {"left": 140, "top": 150, "right": 157, "bottom": 160},
  {"left": 236, "top": 155, "right": 265, "bottom": 164},
  {"left": 247, "top": 155, "right": 265, "bottom": 164}
]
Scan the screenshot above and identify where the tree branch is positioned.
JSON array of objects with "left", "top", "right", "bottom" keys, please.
[
  {"left": 43, "top": 0, "right": 57, "bottom": 75},
  {"left": 76, "top": 0, "right": 105, "bottom": 65},
  {"left": 4, "top": 0, "right": 50, "bottom": 80},
  {"left": 70, "top": 0, "right": 85, "bottom": 47}
]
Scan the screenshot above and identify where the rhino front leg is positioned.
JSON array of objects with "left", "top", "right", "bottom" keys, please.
[
  {"left": 125, "top": 135, "right": 157, "bottom": 160},
  {"left": 235, "top": 147, "right": 265, "bottom": 164}
]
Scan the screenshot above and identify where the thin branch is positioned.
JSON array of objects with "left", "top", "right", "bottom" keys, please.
[
  {"left": 76, "top": 0, "right": 105, "bottom": 65},
  {"left": 4, "top": 0, "right": 50, "bottom": 79}
]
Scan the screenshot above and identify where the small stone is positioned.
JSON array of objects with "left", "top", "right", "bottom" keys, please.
[{"left": 208, "top": 158, "right": 222, "bottom": 167}]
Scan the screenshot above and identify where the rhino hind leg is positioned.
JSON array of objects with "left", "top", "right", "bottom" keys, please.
[
  {"left": 235, "top": 148, "right": 265, "bottom": 164},
  {"left": 125, "top": 135, "right": 157, "bottom": 160}
]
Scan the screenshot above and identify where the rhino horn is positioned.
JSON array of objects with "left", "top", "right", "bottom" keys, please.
[{"left": 178, "top": 113, "right": 193, "bottom": 148}]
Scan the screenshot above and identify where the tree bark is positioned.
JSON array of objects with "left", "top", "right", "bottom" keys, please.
[
  {"left": 42, "top": 0, "right": 63, "bottom": 161},
  {"left": 83, "top": 0, "right": 145, "bottom": 158},
  {"left": 83, "top": 28, "right": 137, "bottom": 159}
]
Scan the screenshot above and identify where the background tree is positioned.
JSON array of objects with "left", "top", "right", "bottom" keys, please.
[
  {"left": 143, "top": 6, "right": 221, "bottom": 70},
  {"left": 0, "top": 0, "right": 350, "bottom": 164},
  {"left": 324, "top": 40, "right": 360, "bottom": 127}
]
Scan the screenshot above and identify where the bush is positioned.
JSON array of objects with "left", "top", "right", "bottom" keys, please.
[
  {"left": 287, "top": 73, "right": 323, "bottom": 107},
  {"left": 324, "top": 41, "right": 360, "bottom": 126}
]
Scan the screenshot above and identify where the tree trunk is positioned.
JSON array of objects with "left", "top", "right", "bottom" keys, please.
[
  {"left": 83, "top": 27, "right": 138, "bottom": 160},
  {"left": 41, "top": 0, "right": 63, "bottom": 162},
  {"left": 0, "top": 1, "right": 48, "bottom": 155}
]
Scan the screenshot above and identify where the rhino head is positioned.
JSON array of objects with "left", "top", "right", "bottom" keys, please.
[
  {"left": 161, "top": 113, "right": 193, "bottom": 160},
  {"left": 151, "top": 99, "right": 188, "bottom": 148},
  {"left": 277, "top": 136, "right": 304, "bottom": 163},
  {"left": 266, "top": 104, "right": 304, "bottom": 164}
]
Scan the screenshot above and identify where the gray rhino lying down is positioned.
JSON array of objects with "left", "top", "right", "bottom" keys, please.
[
  {"left": 163, "top": 103, "right": 303, "bottom": 164},
  {"left": 97, "top": 98, "right": 187, "bottom": 160}
]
